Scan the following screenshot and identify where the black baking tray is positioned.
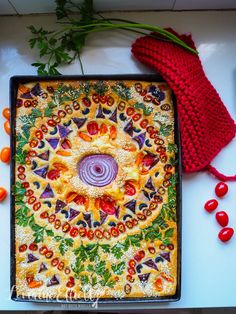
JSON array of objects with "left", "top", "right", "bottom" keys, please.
[{"left": 10, "top": 74, "right": 182, "bottom": 304}]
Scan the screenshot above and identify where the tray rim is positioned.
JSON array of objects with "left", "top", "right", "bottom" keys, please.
[{"left": 10, "top": 74, "right": 182, "bottom": 304}]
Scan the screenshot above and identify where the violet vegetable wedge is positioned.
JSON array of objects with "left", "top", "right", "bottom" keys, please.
[
  {"left": 33, "top": 166, "right": 49, "bottom": 179},
  {"left": 160, "top": 252, "right": 170, "bottom": 262},
  {"left": 124, "top": 120, "right": 133, "bottom": 136},
  {"left": 47, "top": 275, "right": 60, "bottom": 287},
  {"left": 145, "top": 177, "right": 155, "bottom": 191},
  {"left": 27, "top": 254, "right": 39, "bottom": 263},
  {"left": 31, "top": 82, "right": 43, "bottom": 96},
  {"left": 38, "top": 150, "right": 50, "bottom": 161},
  {"left": 46, "top": 138, "right": 59, "bottom": 149},
  {"left": 124, "top": 200, "right": 136, "bottom": 214},
  {"left": 109, "top": 108, "right": 118, "bottom": 123},
  {"left": 96, "top": 104, "right": 105, "bottom": 119},
  {"left": 55, "top": 199, "right": 67, "bottom": 213},
  {"left": 83, "top": 213, "right": 92, "bottom": 228},
  {"left": 143, "top": 259, "right": 158, "bottom": 270},
  {"left": 39, "top": 262, "right": 48, "bottom": 273},
  {"left": 138, "top": 273, "right": 150, "bottom": 283},
  {"left": 40, "top": 184, "right": 54, "bottom": 199},
  {"left": 99, "top": 211, "right": 107, "bottom": 225},
  {"left": 133, "top": 132, "right": 146, "bottom": 149},
  {"left": 72, "top": 117, "right": 87, "bottom": 129},
  {"left": 58, "top": 124, "right": 71, "bottom": 138},
  {"left": 69, "top": 208, "right": 80, "bottom": 221}
]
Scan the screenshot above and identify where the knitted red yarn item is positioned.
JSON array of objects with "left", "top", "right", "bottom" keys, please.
[{"left": 131, "top": 29, "right": 236, "bottom": 181}]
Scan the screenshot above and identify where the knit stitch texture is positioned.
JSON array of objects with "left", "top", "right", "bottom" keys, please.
[{"left": 131, "top": 29, "right": 236, "bottom": 180}]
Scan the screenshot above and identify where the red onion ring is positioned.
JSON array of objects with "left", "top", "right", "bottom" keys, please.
[{"left": 78, "top": 154, "right": 118, "bottom": 187}]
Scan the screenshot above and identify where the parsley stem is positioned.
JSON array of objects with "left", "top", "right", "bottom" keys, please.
[{"left": 78, "top": 53, "right": 84, "bottom": 75}]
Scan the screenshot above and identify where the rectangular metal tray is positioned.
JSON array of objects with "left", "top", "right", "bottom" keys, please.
[{"left": 10, "top": 74, "right": 182, "bottom": 304}]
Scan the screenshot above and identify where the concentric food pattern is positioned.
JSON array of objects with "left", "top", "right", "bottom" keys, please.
[{"left": 14, "top": 79, "right": 178, "bottom": 301}]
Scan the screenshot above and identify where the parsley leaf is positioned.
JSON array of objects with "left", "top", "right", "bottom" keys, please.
[{"left": 111, "top": 262, "right": 125, "bottom": 275}]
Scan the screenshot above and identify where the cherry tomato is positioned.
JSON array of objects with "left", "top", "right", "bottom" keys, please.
[
  {"left": 25, "top": 189, "right": 33, "bottom": 197},
  {"left": 45, "top": 250, "right": 54, "bottom": 259},
  {"left": 27, "top": 150, "right": 37, "bottom": 157},
  {"left": 168, "top": 244, "right": 174, "bottom": 250},
  {"left": 215, "top": 182, "right": 228, "bottom": 198},
  {"left": 0, "top": 187, "right": 7, "bottom": 201},
  {"left": 4, "top": 120, "right": 10, "bottom": 135},
  {"left": 67, "top": 290, "right": 75, "bottom": 299},
  {"left": 134, "top": 253, "right": 142, "bottom": 262},
  {"left": 138, "top": 250, "right": 145, "bottom": 259},
  {"left": 48, "top": 214, "right": 56, "bottom": 223},
  {"left": 99, "top": 95, "right": 107, "bottom": 104},
  {"left": 17, "top": 165, "right": 25, "bottom": 173},
  {"left": 132, "top": 113, "right": 141, "bottom": 121},
  {"left": 218, "top": 227, "right": 234, "bottom": 242},
  {"left": 103, "top": 230, "right": 111, "bottom": 239},
  {"left": 74, "top": 195, "right": 86, "bottom": 205},
  {"left": 87, "top": 121, "right": 99, "bottom": 135},
  {"left": 142, "top": 154, "right": 155, "bottom": 167},
  {"left": 0, "top": 147, "right": 10, "bottom": 163},
  {"left": 54, "top": 219, "right": 61, "bottom": 229},
  {"left": 204, "top": 199, "right": 218, "bottom": 213},
  {"left": 117, "top": 222, "right": 126, "bottom": 233},
  {"left": 29, "top": 139, "right": 38, "bottom": 148},
  {"left": 28, "top": 196, "right": 36, "bottom": 204},
  {"left": 2, "top": 108, "right": 10, "bottom": 120},
  {"left": 70, "top": 227, "right": 79, "bottom": 238},
  {"left": 66, "top": 281, "right": 75, "bottom": 288},
  {"left": 99, "top": 195, "right": 116, "bottom": 215},
  {"left": 19, "top": 244, "right": 27, "bottom": 252},
  {"left": 92, "top": 94, "right": 99, "bottom": 104},
  {"left": 216, "top": 211, "right": 229, "bottom": 227},
  {"left": 124, "top": 181, "right": 136, "bottom": 196},
  {"left": 107, "top": 95, "right": 114, "bottom": 106},
  {"left": 110, "top": 227, "right": 119, "bottom": 237},
  {"left": 57, "top": 261, "right": 64, "bottom": 271},
  {"left": 47, "top": 169, "right": 60, "bottom": 180},
  {"left": 29, "top": 243, "right": 38, "bottom": 251},
  {"left": 82, "top": 97, "right": 91, "bottom": 107},
  {"left": 126, "top": 275, "right": 134, "bottom": 283}
]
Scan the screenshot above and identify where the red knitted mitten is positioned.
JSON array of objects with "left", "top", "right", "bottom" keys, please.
[{"left": 131, "top": 29, "right": 236, "bottom": 181}]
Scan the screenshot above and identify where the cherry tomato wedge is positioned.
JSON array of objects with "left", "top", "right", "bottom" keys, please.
[
  {"left": 215, "top": 182, "right": 228, "bottom": 198},
  {"left": 218, "top": 227, "right": 234, "bottom": 242},
  {"left": 2, "top": 108, "right": 10, "bottom": 120},
  {"left": 216, "top": 211, "right": 229, "bottom": 227},
  {"left": 99, "top": 195, "right": 116, "bottom": 215},
  {"left": 124, "top": 181, "right": 136, "bottom": 196},
  {"left": 87, "top": 121, "right": 99, "bottom": 135},
  {"left": 204, "top": 199, "right": 218, "bottom": 213},
  {"left": 0, "top": 147, "right": 10, "bottom": 163}
]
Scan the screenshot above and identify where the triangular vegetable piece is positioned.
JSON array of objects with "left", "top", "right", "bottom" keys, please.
[
  {"left": 31, "top": 82, "right": 43, "bottom": 96},
  {"left": 58, "top": 124, "right": 71, "bottom": 138},
  {"left": 124, "top": 200, "right": 136, "bottom": 214},
  {"left": 46, "top": 138, "right": 59, "bottom": 149},
  {"left": 21, "top": 92, "right": 33, "bottom": 99},
  {"left": 27, "top": 254, "right": 39, "bottom": 263},
  {"left": 69, "top": 208, "right": 80, "bottom": 221},
  {"left": 109, "top": 108, "right": 118, "bottom": 123},
  {"left": 133, "top": 132, "right": 146, "bottom": 149},
  {"left": 72, "top": 117, "right": 87, "bottom": 129},
  {"left": 160, "top": 252, "right": 170, "bottom": 262},
  {"left": 96, "top": 104, "right": 105, "bottom": 118},
  {"left": 99, "top": 210, "right": 107, "bottom": 225},
  {"left": 39, "top": 262, "right": 48, "bottom": 273},
  {"left": 143, "top": 259, "right": 158, "bottom": 270},
  {"left": 55, "top": 199, "right": 66, "bottom": 213},
  {"left": 38, "top": 150, "right": 50, "bottom": 161},
  {"left": 47, "top": 275, "right": 60, "bottom": 287},
  {"left": 145, "top": 177, "right": 155, "bottom": 191},
  {"left": 40, "top": 184, "right": 54, "bottom": 199},
  {"left": 83, "top": 213, "right": 92, "bottom": 228},
  {"left": 33, "top": 166, "right": 49, "bottom": 179},
  {"left": 138, "top": 273, "right": 150, "bottom": 283},
  {"left": 124, "top": 120, "right": 133, "bottom": 136}
]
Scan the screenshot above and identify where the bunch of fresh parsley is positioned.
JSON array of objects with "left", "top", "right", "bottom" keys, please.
[{"left": 28, "top": 0, "right": 197, "bottom": 75}]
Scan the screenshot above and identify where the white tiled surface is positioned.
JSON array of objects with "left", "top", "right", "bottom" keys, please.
[
  {"left": 0, "top": 10, "right": 236, "bottom": 311},
  {"left": 1, "top": 0, "right": 236, "bottom": 14}
]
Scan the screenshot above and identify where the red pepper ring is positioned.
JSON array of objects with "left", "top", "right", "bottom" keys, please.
[
  {"left": 33, "top": 202, "right": 42, "bottom": 211},
  {"left": 52, "top": 114, "right": 61, "bottom": 123},
  {"left": 70, "top": 227, "right": 79, "bottom": 238},
  {"left": 19, "top": 244, "right": 27, "bottom": 252},
  {"left": 58, "top": 110, "right": 67, "bottom": 118},
  {"left": 35, "top": 130, "right": 43, "bottom": 140},
  {"left": 51, "top": 257, "right": 59, "bottom": 266},
  {"left": 28, "top": 196, "right": 36, "bottom": 205},
  {"left": 39, "top": 246, "right": 48, "bottom": 255},
  {"left": 117, "top": 222, "right": 126, "bottom": 233},
  {"left": 62, "top": 222, "right": 71, "bottom": 233},
  {"left": 57, "top": 261, "right": 65, "bottom": 271},
  {"left": 54, "top": 219, "right": 61, "bottom": 229},
  {"left": 48, "top": 214, "right": 56, "bottom": 223},
  {"left": 78, "top": 227, "right": 87, "bottom": 237},
  {"left": 110, "top": 227, "right": 119, "bottom": 237},
  {"left": 45, "top": 250, "right": 54, "bottom": 259},
  {"left": 94, "top": 229, "right": 103, "bottom": 239}
]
